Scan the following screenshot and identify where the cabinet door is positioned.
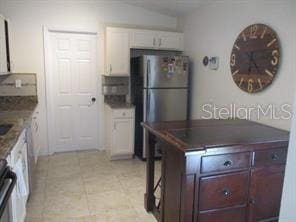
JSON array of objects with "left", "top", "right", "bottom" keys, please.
[
  {"left": 112, "top": 118, "right": 134, "bottom": 156},
  {"left": 106, "top": 27, "right": 130, "bottom": 76},
  {"left": 0, "top": 16, "right": 7, "bottom": 73},
  {"left": 249, "top": 166, "right": 285, "bottom": 222},
  {"left": 31, "top": 113, "right": 40, "bottom": 163},
  {"left": 104, "top": 105, "right": 112, "bottom": 151},
  {"left": 130, "top": 30, "right": 156, "bottom": 49},
  {"left": 158, "top": 32, "right": 184, "bottom": 51}
]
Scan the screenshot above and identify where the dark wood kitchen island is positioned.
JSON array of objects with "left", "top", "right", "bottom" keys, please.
[{"left": 142, "top": 119, "right": 289, "bottom": 222}]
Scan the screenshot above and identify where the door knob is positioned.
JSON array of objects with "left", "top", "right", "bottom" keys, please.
[{"left": 88, "top": 97, "right": 96, "bottom": 107}]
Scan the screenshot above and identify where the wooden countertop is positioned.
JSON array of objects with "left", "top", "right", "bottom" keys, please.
[{"left": 141, "top": 119, "right": 289, "bottom": 153}]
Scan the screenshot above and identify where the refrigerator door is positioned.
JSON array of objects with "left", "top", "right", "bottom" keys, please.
[
  {"left": 145, "top": 88, "right": 188, "bottom": 122},
  {"left": 143, "top": 55, "right": 189, "bottom": 89},
  {"left": 142, "top": 88, "right": 188, "bottom": 158}
]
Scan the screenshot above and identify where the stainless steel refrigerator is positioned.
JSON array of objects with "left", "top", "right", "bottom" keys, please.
[{"left": 131, "top": 55, "right": 189, "bottom": 159}]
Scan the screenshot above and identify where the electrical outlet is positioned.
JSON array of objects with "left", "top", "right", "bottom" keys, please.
[{"left": 15, "top": 79, "right": 22, "bottom": 88}]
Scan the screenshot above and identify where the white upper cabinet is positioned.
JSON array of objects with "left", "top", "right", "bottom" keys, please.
[
  {"left": 105, "top": 27, "right": 130, "bottom": 76},
  {"left": 105, "top": 27, "right": 184, "bottom": 76},
  {"left": 130, "top": 29, "right": 184, "bottom": 51},
  {"left": 130, "top": 30, "right": 157, "bottom": 49},
  {"left": 157, "top": 31, "right": 184, "bottom": 51},
  {"left": 0, "top": 15, "right": 8, "bottom": 74}
]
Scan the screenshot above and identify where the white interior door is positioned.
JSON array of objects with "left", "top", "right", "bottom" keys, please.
[{"left": 48, "top": 31, "right": 98, "bottom": 153}]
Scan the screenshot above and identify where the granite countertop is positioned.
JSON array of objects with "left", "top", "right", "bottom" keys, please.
[{"left": 0, "top": 96, "right": 38, "bottom": 159}]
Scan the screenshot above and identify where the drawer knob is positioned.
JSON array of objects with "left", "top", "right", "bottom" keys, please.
[
  {"left": 271, "top": 154, "right": 279, "bottom": 161},
  {"left": 123, "top": 112, "right": 126, "bottom": 116},
  {"left": 222, "top": 188, "right": 231, "bottom": 196},
  {"left": 249, "top": 198, "right": 256, "bottom": 205},
  {"left": 223, "top": 160, "right": 232, "bottom": 167}
]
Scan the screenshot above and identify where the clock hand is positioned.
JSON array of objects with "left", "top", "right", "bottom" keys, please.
[
  {"left": 249, "top": 53, "right": 260, "bottom": 74},
  {"left": 246, "top": 52, "right": 252, "bottom": 74}
]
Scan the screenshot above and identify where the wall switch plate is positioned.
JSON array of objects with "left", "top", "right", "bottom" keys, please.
[
  {"left": 209, "top": 57, "right": 219, "bottom": 70},
  {"left": 15, "top": 79, "right": 22, "bottom": 88}
]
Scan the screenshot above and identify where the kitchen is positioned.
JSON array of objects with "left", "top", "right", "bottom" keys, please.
[{"left": 0, "top": 0, "right": 295, "bottom": 222}]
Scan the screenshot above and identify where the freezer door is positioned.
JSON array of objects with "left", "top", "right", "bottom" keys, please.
[
  {"left": 143, "top": 55, "right": 189, "bottom": 88},
  {"left": 145, "top": 88, "right": 188, "bottom": 122}
]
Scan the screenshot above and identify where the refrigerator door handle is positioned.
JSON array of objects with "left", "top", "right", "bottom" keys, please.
[
  {"left": 146, "top": 90, "right": 150, "bottom": 121},
  {"left": 147, "top": 59, "right": 150, "bottom": 88}
]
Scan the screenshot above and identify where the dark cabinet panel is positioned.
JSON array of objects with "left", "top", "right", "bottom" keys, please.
[
  {"left": 249, "top": 166, "right": 285, "bottom": 222},
  {"left": 201, "top": 152, "right": 251, "bottom": 173},
  {"left": 143, "top": 120, "right": 289, "bottom": 222},
  {"left": 253, "top": 148, "right": 287, "bottom": 167},
  {"left": 199, "top": 207, "right": 247, "bottom": 222},
  {"left": 199, "top": 172, "right": 249, "bottom": 211}
]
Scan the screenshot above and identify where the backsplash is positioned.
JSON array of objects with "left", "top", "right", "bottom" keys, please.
[
  {"left": 0, "top": 96, "right": 38, "bottom": 111},
  {"left": 104, "top": 95, "right": 126, "bottom": 104},
  {"left": 102, "top": 76, "right": 129, "bottom": 95},
  {"left": 0, "top": 73, "right": 37, "bottom": 96}
]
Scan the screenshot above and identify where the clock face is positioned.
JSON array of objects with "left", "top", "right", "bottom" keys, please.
[{"left": 230, "top": 24, "right": 280, "bottom": 93}]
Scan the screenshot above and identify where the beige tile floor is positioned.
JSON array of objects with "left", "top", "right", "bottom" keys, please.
[{"left": 25, "top": 150, "right": 161, "bottom": 222}]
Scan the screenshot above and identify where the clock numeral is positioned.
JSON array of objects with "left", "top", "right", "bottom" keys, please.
[
  {"left": 265, "top": 69, "right": 274, "bottom": 77},
  {"left": 260, "top": 26, "right": 267, "bottom": 39},
  {"left": 271, "top": 50, "right": 279, "bottom": 66},
  {"left": 250, "top": 25, "right": 258, "bottom": 39},
  {"left": 234, "top": 44, "right": 240, "bottom": 50},
  {"left": 232, "top": 69, "right": 239, "bottom": 76},
  {"left": 258, "top": 78, "right": 263, "bottom": 89},
  {"left": 242, "top": 32, "right": 247, "bottom": 41},
  {"left": 238, "top": 78, "right": 244, "bottom": 87},
  {"left": 248, "top": 79, "right": 254, "bottom": 92},
  {"left": 267, "top": 38, "right": 277, "bottom": 47},
  {"left": 230, "top": 54, "right": 236, "bottom": 67}
]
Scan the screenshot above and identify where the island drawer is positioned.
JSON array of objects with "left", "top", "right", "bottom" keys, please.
[
  {"left": 199, "top": 207, "right": 247, "bottom": 222},
  {"left": 199, "top": 172, "right": 249, "bottom": 211},
  {"left": 201, "top": 152, "right": 251, "bottom": 174},
  {"left": 253, "top": 148, "right": 287, "bottom": 167}
]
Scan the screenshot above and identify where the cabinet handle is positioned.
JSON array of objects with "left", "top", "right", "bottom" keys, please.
[
  {"left": 113, "top": 123, "right": 116, "bottom": 130},
  {"left": 222, "top": 188, "right": 231, "bottom": 196},
  {"left": 153, "top": 38, "right": 156, "bottom": 47},
  {"left": 159, "top": 38, "right": 162, "bottom": 47},
  {"left": 109, "top": 64, "right": 112, "bottom": 74},
  {"left": 249, "top": 198, "right": 256, "bottom": 205},
  {"left": 271, "top": 154, "right": 279, "bottom": 161},
  {"left": 223, "top": 160, "right": 232, "bottom": 167}
]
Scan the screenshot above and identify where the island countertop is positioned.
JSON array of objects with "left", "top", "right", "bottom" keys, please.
[{"left": 141, "top": 119, "right": 290, "bottom": 153}]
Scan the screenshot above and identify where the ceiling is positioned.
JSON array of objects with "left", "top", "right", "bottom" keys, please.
[{"left": 121, "top": 0, "right": 204, "bottom": 17}]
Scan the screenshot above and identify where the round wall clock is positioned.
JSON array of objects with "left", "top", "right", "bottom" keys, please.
[{"left": 230, "top": 24, "right": 280, "bottom": 93}]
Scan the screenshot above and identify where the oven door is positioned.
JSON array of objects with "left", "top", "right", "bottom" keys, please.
[{"left": 0, "top": 169, "right": 16, "bottom": 222}]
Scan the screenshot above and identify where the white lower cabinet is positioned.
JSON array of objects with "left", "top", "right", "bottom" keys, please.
[
  {"left": 31, "top": 110, "right": 40, "bottom": 163},
  {"left": 105, "top": 105, "right": 135, "bottom": 160},
  {"left": 7, "top": 129, "right": 29, "bottom": 222}
]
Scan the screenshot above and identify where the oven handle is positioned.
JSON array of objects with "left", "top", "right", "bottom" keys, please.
[{"left": 0, "top": 169, "right": 16, "bottom": 218}]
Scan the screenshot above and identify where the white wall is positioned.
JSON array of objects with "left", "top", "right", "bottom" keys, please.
[
  {"left": 178, "top": 1, "right": 295, "bottom": 220},
  {"left": 178, "top": 0, "right": 294, "bottom": 130},
  {"left": 279, "top": 1, "right": 296, "bottom": 221},
  {"left": 0, "top": 0, "right": 177, "bottom": 155}
]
